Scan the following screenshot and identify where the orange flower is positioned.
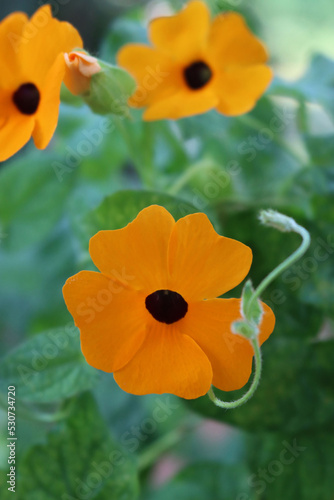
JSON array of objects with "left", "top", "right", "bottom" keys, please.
[
  {"left": 0, "top": 5, "right": 82, "bottom": 162},
  {"left": 117, "top": 1, "right": 272, "bottom": 121},
  {"left": 63, "top": 205, "right": 275, "bottom": 399}
]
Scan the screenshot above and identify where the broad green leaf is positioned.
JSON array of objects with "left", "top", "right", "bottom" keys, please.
[
  {"left": 245, "top": 432, "right": 334, "bottom": 500},
  {"left": 0, "top": 152, "right": 74, "bottom": 251},
  {"left": 147, "top": 462, "right": 255, "bottom": 500},
  {"left": 0, "top": 327, "right": 98, "bottom": 403},
  {"left": 0, "top": 474, "right": 15, "bottom": 500},
  {"left": 217, "top": 207, "right": 329, "bottom": 325},
  {"left": 281, "top": 169, "right": 334, "bottom": 313},
  {"left": 19, "top": 392, "right": 139, "bottom": 500},
  {"left": 177, "top": 97, "right": 302, "bottom": 204},
  {"left": 74, "top": 189, "right": 206, "bottom": 249},
  {"left": 187, "top": 338, "right": 334, "bottom": 434},
  {"left": 0, "top": 220, "right": 77, "bottom": 355},
  {"left": 303, "top": 134, "right": 334, "bottom": 167},
  {"left": 286, "top": 165, "right": 334, "bottom": 202}
]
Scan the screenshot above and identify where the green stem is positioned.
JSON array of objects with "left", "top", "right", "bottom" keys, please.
[
  {"left": 141, "top": 122, "right": 155, "bottom": 189},
  {"left": 138, "top": 425, "right": 190, "bottom": 472},
  {"left": 246, "top": 211, "right": 311, "bottom": 316},
  {"left": 297, "top": 99, "right": 309, "bottom": 134},
  {"left": 208, "top": 211, "right": 311, "bottom": 410},
  {"left": 208, "top": 338, "right": 262, "bottom": 409},
  {"left": 114, "top": 117, "right": 153, "bottom": 188},
  {"left": 168, "top": 158, "right": 215, "bottom": 196}
]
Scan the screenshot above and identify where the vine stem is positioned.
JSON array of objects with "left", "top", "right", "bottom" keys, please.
[
  {"left": 138, "top": 423, "right": 196, "bottom": 472},
  {"left": 208, "top": 338, "right": 262, "bottom": 409},
  {"left": 113, "top": 117, "right": 154, "bottom": 189},
  {"left": 167, "top": 158, "right": 215, "bottom": 196},
  {"left": 246, "top": 211, "right": 311, "bottom": 316},
  {"left": 208, "top": 210, "right": 311, "bottom": 410}
]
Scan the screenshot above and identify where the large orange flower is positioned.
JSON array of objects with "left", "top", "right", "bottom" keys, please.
[
  {"left": 0, "top": 5, "right": 82, "bottom": 162},
  {"left": 63, "top": 206, "right": 275, "bottom": 399},
  {"left": 117, "top": 1, "right": 272, "bottom": 121}
]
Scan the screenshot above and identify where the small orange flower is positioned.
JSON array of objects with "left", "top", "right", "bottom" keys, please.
[
  {"left": 63, "top": 205, "right": 275, "bottom": 399},
  {"left": 117, "top": 1, "right": 272, "bottom": 121},
  {"left": 0, "top": 5, "right": 82, "bottom": 162},
  {"left": 64, "top": 51, "right": 101, "bottom": 96}
]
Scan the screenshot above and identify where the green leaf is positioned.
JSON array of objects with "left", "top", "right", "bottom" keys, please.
[
  {"left": 147, "top": 462, "right": 255, "bottom": 500},
  {"left": 281, "top": 169, "right": 334, "bottom": 314},
  {"left": 217, "top": 207, "right": 328, "bottom": 328},
  {"left": 74, "top": 189, "right": 205, "bottom": 249},
  {"left": 83, "top": 61, "right": 136, "bottom": 116},
  {"left": 0, "top": 460, "right": 17, "bottom": 500},
  {"left": 245, "top": 432, "right": 334, "bottom": 500},
  {"left": 0, "top": 152, "right": 74, "bottom": 251},
  {"left": 303, "top": 134, "right": 334, "bottom": 167},
  {"left": 241, "top": 280, "right": 263, "bottom": 326},
  {"left": 177, "top": 97, "right": 302, "bottom": 204},
  {"left": 232, "top": 320, "right": 257, "bottom": 339},
  {"left": 19, "top": 392, "right": 139, "bottom": 500},
  {"left": 187, "top": 338, "right": 334, "bottom": 434},
  {"left": 0, "top": 327, "right": 98, "bottom": 403}
]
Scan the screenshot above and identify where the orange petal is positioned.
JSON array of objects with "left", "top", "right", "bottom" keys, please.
[
  {"left": 114, "top": 321, "right": 213, "bottom": 399},
  {"left": 168, "top": 213, "right": 252, "bottom": 301},
  {"left": 0, "top": 91, "right": 34, "bottom": 162},
  {"left": 89, "top": 205, "right": 175, "bottom": 294},
  {"left": 214, "top": 65, "right": 273, "bottom": 116},
  {"left": 32, "top": 53, "right": 66, "bottom": 150},
  {"left": 64, "top": 51, "right": 101, "bottom": 96},
  {"left": 143, "top": 84, "right": 219, "bottom": 121},
  {"left": 208, "top": 12, "right": 269, "bottom": 67},
  {"left": 179, "top": 298, "right": 275, "bottom": 391},
  {"left": 0, "top": 11, "right": 28, "bottom": 88},
  {"left": 149, "top": 0, "right": 211, "bottom": 62},
  {"left": 19, "top": 5, "right": 83, "bottom": 85},
  {"left": 63, "top": 271, "right": 147, "bottom": 372},
  {"left": 117, "top": 44, "right": 176, "bottom": 108}
]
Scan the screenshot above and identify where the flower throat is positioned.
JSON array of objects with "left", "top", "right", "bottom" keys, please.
[
  {"left": 184, "top": 61, "right": 212, "bottom": 90},
  {"left": 145, "top": 289, "right": 188, "bottom": 324},
  {"left": 13, "top": 83, "right": 40, "bottom": 115}
]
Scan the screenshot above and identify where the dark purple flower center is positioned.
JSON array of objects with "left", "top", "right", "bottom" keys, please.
[
  {"left": 145, "top": 289, "right": 188, "bottom": 324},
  {"left": 184, "top": 61, "right": 212, "bottom": 90},
  {"left": 13, "top": 83, "right": 40, "bottom": 115}
]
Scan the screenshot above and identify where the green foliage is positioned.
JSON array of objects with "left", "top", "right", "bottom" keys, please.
[
  {"left": 19, "top": 393, "right": 139, "bottom": 500},
  {"left": 147, "top": 462, "right": 255, "bottom": 500},
  {"left": 304, "top": 134, "right": 334, "bottom": 166},
  {"left": 244, "top": 432, "right": 334, "bottom": 500},
  {"left": 0, "top": 2, "right": 334, "bottom": 500},
  {"left": 0, "top": 327, "right": 98, "bottom": 403},
  {"left": 271, "top": 55, "right": 334, "bottom": 121},
  {"left": 0, "top": 152, "right": 74, "bottom": 251},
  {"left": 75, "top": 189, "right": 202, "bottom": 249},
  {"left": 187, "top": 338, "right": 334, "bottom": 434}
]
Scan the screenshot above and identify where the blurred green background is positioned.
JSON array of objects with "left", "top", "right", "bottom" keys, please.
[{"left": 0, "top": 0, "right": 334, "bottom": 499}]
